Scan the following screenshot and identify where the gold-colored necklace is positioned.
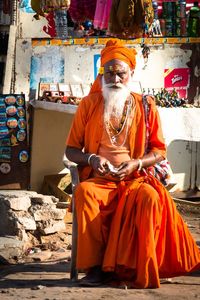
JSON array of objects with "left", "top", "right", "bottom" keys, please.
[
  {"left": 108, "top": 98, "right": 129, "bottom": 134},
  {"left": 105, "top": 95, "right": 134, "bottom": 147}
]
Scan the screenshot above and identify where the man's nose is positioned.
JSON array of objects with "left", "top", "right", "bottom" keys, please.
[{"left": 113, "top": 73, "right": 121, "bottom": 84}]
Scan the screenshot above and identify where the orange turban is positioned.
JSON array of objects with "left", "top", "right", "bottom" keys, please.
[
  {"left": 89, "top": 39, "right": 137, "bottom": 94},
  {"left": 100, "top": 39, "right": 137, "bottom": 70}
]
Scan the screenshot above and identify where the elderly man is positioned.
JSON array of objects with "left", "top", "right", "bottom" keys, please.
[{"left": 65, "top": 39, "right": 200, "bottom": 288}]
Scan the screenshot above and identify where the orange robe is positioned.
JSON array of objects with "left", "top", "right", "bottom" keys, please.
[{"left": 66, "top": 92, "right": 200, "bottom": 288}]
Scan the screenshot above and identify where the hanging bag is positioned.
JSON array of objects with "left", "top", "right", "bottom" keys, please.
[{"left": 142, "top": 95, "right": 176, "bottom": 188}]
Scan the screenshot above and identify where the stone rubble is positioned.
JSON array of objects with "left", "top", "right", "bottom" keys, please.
[{"left": 0, "top": 190, "right": 70, "bottom": 263}]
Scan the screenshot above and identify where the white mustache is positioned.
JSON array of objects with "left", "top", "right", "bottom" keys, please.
[{"left": 103, "top": 82, "right": 124, "bottom": 89}]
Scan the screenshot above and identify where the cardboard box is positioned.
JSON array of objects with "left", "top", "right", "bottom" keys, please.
[{"left": 41, "top": 173, "right": 72, "bottom": 204}]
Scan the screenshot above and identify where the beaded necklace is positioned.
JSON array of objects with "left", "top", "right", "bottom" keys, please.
[{"left": 105, "top": 95, "right": 134, "bottom": 147}]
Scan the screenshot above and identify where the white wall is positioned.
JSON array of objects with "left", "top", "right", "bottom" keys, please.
[
  {"left": 12, "top": 7, "right": 199, "bottom": 192},
  {"left": 13, "top": 40, "right": 200, "bottom": 192}
]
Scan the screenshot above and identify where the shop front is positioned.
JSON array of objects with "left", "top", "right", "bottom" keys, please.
[{"left": 0, "top": 0, "right": 199, "bottom": 195}]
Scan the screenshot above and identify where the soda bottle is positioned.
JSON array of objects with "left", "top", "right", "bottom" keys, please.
[
  {"left": 187, "top": 2, "right": 200, "bottom": 37},
  {"left": 176, "top": 0, "right": 186, "bottom": 18}
]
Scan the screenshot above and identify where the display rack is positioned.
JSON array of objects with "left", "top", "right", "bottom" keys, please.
[{"left": 32, "top": 37, "right": 200, "bottom": 47}]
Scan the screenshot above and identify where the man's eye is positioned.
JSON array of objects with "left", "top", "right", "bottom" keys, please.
[
  {"left": 105, "top": 72, "right": 126, "bottom": 77},
  {"left": 118, "top": 72, "right": 126, "bottom": 77}
]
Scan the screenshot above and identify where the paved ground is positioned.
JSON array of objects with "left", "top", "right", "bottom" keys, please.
[{"left": 0, "top": 202, "right": 199, "bottom": 300}]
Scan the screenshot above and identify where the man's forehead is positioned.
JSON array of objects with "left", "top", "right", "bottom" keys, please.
[{"left": 104, "top": 59, "right": 129, "bottom": 71}]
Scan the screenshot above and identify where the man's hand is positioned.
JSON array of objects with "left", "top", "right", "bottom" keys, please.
[
  {"left": 90, "top": 155, "right": 111, "bottom": 176},
  {"left": 109, "top": 160, "right": 139, "bottom": 181},
  {"left": 90, "top": 157, "right": 139, "bottom": 180}
]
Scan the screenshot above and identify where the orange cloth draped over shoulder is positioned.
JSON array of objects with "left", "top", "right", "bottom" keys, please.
[{"left": 90, "top": 39, "right": 137, "bottom": 94}]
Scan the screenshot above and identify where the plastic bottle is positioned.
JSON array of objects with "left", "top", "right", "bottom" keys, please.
[
  {"left": 187, "top": 2, "right": 200, "bottom": 37},
  {"left": 55, "top": 9, "right": 68, "bottom": 39},
  {"left": 176, "top": 0, "right": 186, "bottom": 18},
  {"left": 152, "top": 1, "right": 158, "bottom": 19}
]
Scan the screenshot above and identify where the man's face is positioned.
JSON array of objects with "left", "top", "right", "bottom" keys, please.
[
  {"left": 102, "top": 59, "right": 133, "bottom": 123},
  {"left": 103, "top": 59, "right": 132, "bottom": 87}
]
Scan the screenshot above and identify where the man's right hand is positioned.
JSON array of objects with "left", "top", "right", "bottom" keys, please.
[{"left": 90, "top": 155, "right": 111, "bottom": 176}]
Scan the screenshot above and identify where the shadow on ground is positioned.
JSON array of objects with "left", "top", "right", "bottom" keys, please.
[
  {"left": 0, "top": 260, "right": 199, "bottom": 290},
  {"left": 0, "top": 260, "right": 80, "bottom": 289}
]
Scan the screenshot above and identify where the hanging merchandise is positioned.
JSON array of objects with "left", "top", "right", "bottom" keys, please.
[
  {"left": 31, "top": 0, "right": 47, "bottom": 18},
  {"left": 148, "top": 1, "right": 163, "bottom": 37},
  {"left": 108, "top": 0, "right": 154, "bottom": 38},
  {"left": 31, "top": 0, "right": 71, "bottom": 19},
  {"left": 93, "top": 0, "right": 113, "bottom": 30},
  {"left": 68, "top": 0, "right": 97, "bottom": 23},
  {"left": 40, "top": 0, "right": 71, "bottom": 12},
  {"left": 0, "top": 94, "right": 30, "bottom": 189},
  {"left": 144, "top": 0, "right": 155, "bottom": 35}
]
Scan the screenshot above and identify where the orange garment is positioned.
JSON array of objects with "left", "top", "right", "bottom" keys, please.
[
  {"left": 66, "top": 92, "right": 166, "bottom": 181},
  {"left": 75, "top": 176, "right": 200, "bottom": 288},
  {"left": 94, "top": 118, "right": 130, "bottom": 181},
  {"left": 97, "top": 102, "right": 134, "bottom": 168},
  {"left": 98, "top": 125, "right": 130, "bottom": 168},
  {"left": 66, "top": 92, "right": 200, "bottom": 288}
]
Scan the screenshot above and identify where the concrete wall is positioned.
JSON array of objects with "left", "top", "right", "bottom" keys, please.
[
  {"left": 29, "top": 105, "right": 200, "bottom": 193},
  {"left": 30, "top": 108, "right": 73, "bottom": 191}
]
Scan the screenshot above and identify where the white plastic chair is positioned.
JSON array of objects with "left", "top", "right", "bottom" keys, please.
[{"left": 63, "top": 159, "right": 79, "bottom": 281}]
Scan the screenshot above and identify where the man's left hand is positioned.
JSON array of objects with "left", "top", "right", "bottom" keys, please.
[{"left": 109, "top": 160, "right": 139, "bottom": 180}]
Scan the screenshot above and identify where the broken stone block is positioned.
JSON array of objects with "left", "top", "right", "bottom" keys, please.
[
  {"left": 0, "top": 190, "right": 70, "bottom": 258},
  {"left": 0, "top": 236, "right": 25, "bottom": 263},
  {"left": 37, "top": 220, "right": 66, "bottom": 235},
  {"left": 33, "top": 207, "right": 66, "bottom": 222},
  {"left": 5, "top": 196, "right": 31, "bottom": 211},
  {"left": 10, "top": 210, "right": 37, "bottom": 231},
  {"left": 0, "top": 204, "right": 30, "bottom": 236},
  {"left": 19, "top": 230, "right": 30, "bottom": 242},
  {"left": 0, "top": 190, "right": 38, "bottom": 198},
  {"left": 30, "top": 195, "right": 59, "bottom": 205},
  {"left": 16, "top": 216, "right": 37, "bottom": 231},
  {"left": 0, "top": 201, "right": 13, "bottom": 235}
]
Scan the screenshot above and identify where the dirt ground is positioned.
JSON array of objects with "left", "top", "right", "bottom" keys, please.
[{"left": 0, "top": 202, "right": 200, "bottom": 300}]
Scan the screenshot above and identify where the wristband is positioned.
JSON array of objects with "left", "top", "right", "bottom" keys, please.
[
  {"left": 137, "top": 159, "right": 143, "bottom": 171},
  {"left": 87, "top": 154, "right": 96, "bottom": 166}
]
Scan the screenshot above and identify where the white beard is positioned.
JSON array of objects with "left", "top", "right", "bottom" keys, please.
[{"left": 102, "top": 76, "right": 131, "bottom": 124}]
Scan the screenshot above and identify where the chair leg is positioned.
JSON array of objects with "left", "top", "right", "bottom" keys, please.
[
  {"left": 70, "top": 201, "right": 78, "bottom": 281},
  {"left": 62, "top": 161, "right": 79, "bottom": 281}
]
